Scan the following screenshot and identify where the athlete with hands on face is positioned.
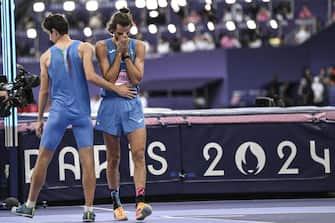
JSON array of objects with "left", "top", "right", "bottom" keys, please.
[{"left": 94, "top": 7, "right": 152, "bottom": 221}]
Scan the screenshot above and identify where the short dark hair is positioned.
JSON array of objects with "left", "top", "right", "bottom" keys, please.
[
  {"left": 106, "top": 8, "right": 133, "bottom": 33},
  {"left": 42, "top": 13, "right": 69, "bottom": 35}
]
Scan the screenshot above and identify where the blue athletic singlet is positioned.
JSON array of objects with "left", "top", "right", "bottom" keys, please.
[
  {"left": 95, "top": 38, "right": 145, "bottom": 136},
  {"left": 40, "top": 40, "right": 93, "bottom": 150}
]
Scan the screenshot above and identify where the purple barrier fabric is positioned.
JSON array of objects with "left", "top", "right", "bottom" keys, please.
[
  {"left": 18, "top": 125, "right": 182, "bottom": 202},
  {"left": 14, "top": 111, "right": 335, "bottom": 203},
  {"left": 180, "top": 123, "right": 335, "bottom": 194}
]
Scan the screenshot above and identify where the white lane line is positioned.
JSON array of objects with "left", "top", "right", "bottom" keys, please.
[{"left": 162, "top": 215, "right": 274, "bottom": 223}]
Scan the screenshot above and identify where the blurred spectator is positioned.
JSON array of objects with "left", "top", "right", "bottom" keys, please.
[
  {"left": 294, "top": 25, "right": 311, "bottom": 44},
  {"left": 222, "top": 7, "right": 233, "bottom": 22},
  {"left": 231, "top": 3, "right": 244, "bottom": 23},
  {"left": 181, "top": 37, "right": 196, "bottom": 52},
  {"left": 219, "top": 33, "right": 241, "bottom": 49},
  {"left": 194, "top": 33, "right": 215, "bottom": 51},
  {"left": 273, "top": 0, "right": 292, "bottom": 25},
  {"left": 169, "top": 36, "right": 181, "bottom": 52},
  {"left": 248, "top": 30, "right": 263, "bottom": 48},
  {"left": 256, "top": 7, "right": 271, "bottom": 22},
  {"left": 327, "top": 66, "right": 335, "bottom": 84},
  {"left": 157, "top": 37, "right": 170, "bottom": 54},
  {"left": 23, "top": 16, "right": 35, "bottom": 29},
  {"left": 184, "top": 10, "right": 201, "bottom": 24},
  {"left": 246, "top": 2, "right": 260, "bottom": 20},
  {"left": 312, "top": 76, "right": 325, "bottom": 106},
  {"left": 265, "top": 74, "right": 281, "bottom": 99},
  {"left": 298, "top": 4, "right": 313, "bottom": 19},
  {"left": 297, "top": 68, "right": 314, "bottom": 105},
  {"left": 89, "top": 13, "right": 103, "bottom": 29}
]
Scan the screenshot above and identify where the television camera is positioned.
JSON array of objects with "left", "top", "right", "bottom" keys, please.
[{"left": 0, "top": 64, "right": 40, "bottom": 117}]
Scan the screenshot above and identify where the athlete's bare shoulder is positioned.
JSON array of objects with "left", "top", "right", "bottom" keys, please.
[
  {"left": 77, "top": 42, "right": 95, "bottom": 59},
  {"left": 79, "top": 41, "right": 94, "bottom": 51},
  {"left": 96, "top": 40, "right": 107, "bottom": 48},
  {"left": 40, "top": 49, "right": 50, "bottom": 65},
  {"left": 134, "top": 39, "right": 146, "bottom": 56},
  {"left": 134, "top": 39, "right": 145, "bottom": 46}
]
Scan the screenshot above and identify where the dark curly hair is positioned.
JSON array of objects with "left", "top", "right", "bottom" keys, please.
[
  {"left": 42, "top": 13, "right": 69, "bottom": 35},
  {"left": 106, "top": 8, "right": 133, "bottom": 34}
]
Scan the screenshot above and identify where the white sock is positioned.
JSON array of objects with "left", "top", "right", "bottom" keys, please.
[
  {"left": 84, "top": 206, "right": 93, "bottom": 212},
  {"left": 26, "top": 200, "right": 36, "bottom": 208}
]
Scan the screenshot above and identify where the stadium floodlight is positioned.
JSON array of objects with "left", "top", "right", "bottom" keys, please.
[
  {"left": 86, "top": 0, "right": 98, "bottom": 11},
  {"left": 146, "top": 0, "right": 158, "bottom": 10},
  {"left": 149, "top": 10, "right": 159, "bottom": 18},
  {"left": 171, "top": 0, "right": 180, "bottom": 13},
  {"left": 83, "top": 27, "right": 92, "bottom": 37},
  {"left": 135, "top": 0, "right": 146, "bottom": 8},
  {"left": 205, "top": 4, "right": 211, "bottom": 11},
  {"left": 269, "top": 19, "right": 278, "bottom": 29},
  {"left": 177, "top": 0, "right": 187, "bottom": 7},
  {"left": 33, "top": 2, "right": 45, "bottom": 12},
  {"left": 168, "top": 24, "right": 176, "bottom": 33},
  {"left": 26, "top": 28, "right": 37, "bottom": 39},
  {"left": 148, "top": 24, "right": 158, "bottom": 34},
  {"left": 158, "top": 0, "right": 168, "bottom": 8},
  {"left": 130, "top": 26, "right": 138, "bottom": 35},
  {"left": 115, "top": 0, "right": 128, "bottom": 10},
  {"left": 207, "top": 21, "right": 215, "bottom": 31},
  {"left": 262, "top": 0, "right": 270, "bottom": 2},
  {"left": 245, "top": 0, "right": 252, "bottom": 3},
  {"left": 63, "top": 1, "right": 75, "bottom": 11},
  {"left": 225, "top": 0, "right": 236, "bottom": 4},
  {"left": 246, "top": 19, "right": 257, "bottom": 29},
  {"left": 187, "top": 22, "right": 196, "bottom": 32},
  {"left": 225, "top": 21, "right": 236, "bottom": 31}
]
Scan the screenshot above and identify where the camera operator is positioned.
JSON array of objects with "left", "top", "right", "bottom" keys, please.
[{"left": 0, "top": 90, "right": 8, "bottom": 102}]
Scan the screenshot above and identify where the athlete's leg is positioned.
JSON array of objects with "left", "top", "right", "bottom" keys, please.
[
  {"left": 104, "top": 133, "right": 121, "bottom": 190},
  {"left": 127, "top": 127, "right": 147, "bottom": 193},
  {"left": 127, "top": 127, "right": 151, "bottom": 220},
  {"left": 103, "top": 133, "right": 127, "bottom": 220},
  {"left": 28, "top": 111, "right": 68, "bottom": 204},
  {"left": 15, "top": 111, "right": 67, "bottom": 218},
  {"left": 72, "top": 117, "right": 95, "bottom": 207},
  {"left": 27, "top": 147, "right": 54, "bottom": 202},
  {"left": 78, "top": 146, "right": 96, "bottom": 207},
  {"left": 72, "top": 117, "right": 96, "bottom": 221}
]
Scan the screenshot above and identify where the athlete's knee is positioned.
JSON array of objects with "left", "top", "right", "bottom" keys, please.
[
  {"left": 36, "top": 148, "right": 54, "bottom": 166},
  {"left": 131, "top": 149, "right": 145, "bottom": 163}
]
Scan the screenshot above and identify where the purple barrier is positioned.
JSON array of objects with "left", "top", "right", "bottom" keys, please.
[
  {"left": 18, "top": 125, "right": 183, "bottom": 202},
  {"left": 11, "top": 108, "right": 335, "bottom": 203},
  {"left": 180, "top": 122, "right": 335, "bottom": 194}
]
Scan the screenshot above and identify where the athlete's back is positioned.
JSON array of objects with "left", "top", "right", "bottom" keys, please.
[{"left": 48, "top": 40, "right": 90, "bottom": 116}]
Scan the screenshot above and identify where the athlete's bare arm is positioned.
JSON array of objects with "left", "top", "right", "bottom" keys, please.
[
  {"left": 80, "top": 42, "right": 136, "bottom": 98},
  {"left": 124, "top": 40, "right": 145, "bottom": 85},
  {"left": 95, "top": 40, "right": 121, "bottom": 83},
  {"left": 35, "top": 50, "right": 50, "bottom": 137}
]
